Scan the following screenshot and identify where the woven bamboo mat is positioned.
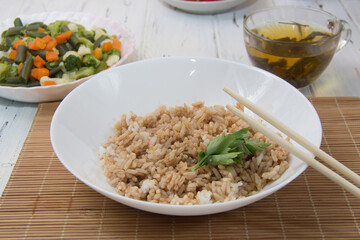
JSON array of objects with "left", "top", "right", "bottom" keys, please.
[{"left": 0, "top": 97, "right": 360, "bottom": 239}]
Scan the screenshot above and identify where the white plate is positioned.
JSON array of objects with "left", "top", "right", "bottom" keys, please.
[
  {"left": 50, "top": 56, "right": 322, "bottom": 216},
  {"left": 164, "top": 0, "right": 246, "bottom": 14},
  {"left": 0, "top": 12, "right": 135, "bottom": 103}
]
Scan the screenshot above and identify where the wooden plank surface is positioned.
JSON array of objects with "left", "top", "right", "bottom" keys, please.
[
  {"left": 0, "top": 0, "right": 360, "bottom": 199},
  {"left": 0, "top": 97, "right": 359, "bottom": 239}
]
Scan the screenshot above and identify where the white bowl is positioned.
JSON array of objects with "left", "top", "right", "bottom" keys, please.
[
  {"left": 0, "top": 12, "right": 135, "bottom": 103},
  {"left": 50, "top": 56, "right": 322, "bottom": 216},
  {"left": 164, "top": 0, "right": 246, "bottom": 14}
]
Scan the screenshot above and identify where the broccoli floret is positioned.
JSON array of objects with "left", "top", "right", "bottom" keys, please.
[
  {"left": 108, "top": 49, "right": 121, "bottom": 57},
  {"left": 9, "top": 65, "right": 17, "bottom": 77},
  {"left": 95, "top": 61, "right": 107, "bottom": 73},
  {"left": 83, "top": 54, "right": 100, "bottom": 68},
  {"left": 0, "top": 63, "right": 10, "bottom": 81},
  {"left": 64, "top": 55, "right": 82, "bottom": 71},
  {"left": 78, "top": 30, "right": 95, "bottom": 41},
  {"left": 0, "top": 44, "right": 9, "bottom": 51},
  {"left": 102, "top": 49, "right": 121, "bottom": 61},
  {"left": 47, "top": 20, "right": 71, "bottom": 37},
  {"left": 65, "top": 67, "right": 95, "bottom": 80},
  {"left": 78, "top": 37, "right": 94, "bottom": 49}
]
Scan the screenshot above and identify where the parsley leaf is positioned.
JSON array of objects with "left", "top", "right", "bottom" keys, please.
[
  {"left": 205, "top": 133, "right": 235, "bottom": 155},
  {"left": 192, "top": 128, "right": 271, "bottom": 171}
]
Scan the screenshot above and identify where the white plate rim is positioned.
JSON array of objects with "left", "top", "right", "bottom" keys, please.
[{"left": 0, "top": 11, "right": 135, "bottom": 102}]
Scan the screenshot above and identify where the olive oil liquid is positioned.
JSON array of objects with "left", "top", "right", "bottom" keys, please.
[{"left": 245, "top": 22, "right": 337, "bottom": 89}]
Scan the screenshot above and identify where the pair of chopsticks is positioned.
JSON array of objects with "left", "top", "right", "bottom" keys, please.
[{"left": 223, "top": 86, "right": 360, "bottom": 199}]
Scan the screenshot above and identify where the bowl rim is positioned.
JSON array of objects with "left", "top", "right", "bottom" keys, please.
[{"left": 51, "top": 56, "right": 322, "bottom": 213}]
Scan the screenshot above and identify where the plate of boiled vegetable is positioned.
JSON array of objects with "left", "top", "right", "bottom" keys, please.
[{"left": 0, "top": 12, "right": 135, "bottom": 102}]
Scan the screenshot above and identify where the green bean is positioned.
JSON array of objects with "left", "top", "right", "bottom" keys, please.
[
  {"left": 4, "top": 76, "right": 25, "bottom": 84},
  {"left": 15, "top": 44, "right": 27, "bottom": 63},
  {"left": 14, "top": 18, "right": 23, "bottom": 27},
  {"left": 85, "top": 35, "right": 94, "bottom": 42},
  {"left": 22, "top": 81, "right": 40, "bottom": 87},
  {"left": 0, "top": 44, "right": 9, "bottom": 51},
  {"left": 0, "top": 56, "right": 14, "bottom": 64},
  {"left": 65, "top": 42, "right": 73, "bottom": 50},
  {"left": 29, "top": 50, "right": 47, "bottom": 59},
  {"left": 49, "top": 65, "right": 63, "bottom": 77},
  {"left": 26, "top": 31, "right": 47, "bottom": 38},
  {"left": 0, "top": 81, "right": 40, "bottom": 87},
  {"left": 60, "top": 25, "right": 80, "bottom": 49},
  {"left": 69, "top": 34, "right": 80, "bottom": 49},
  {"left": 0, "top": 83, "right": 19, "bottom": 86},
  {"left": 61, "top": 25, "right": 70, "bottom": 32},
  {"left": 45, "top": 59, "right": 61, "bottom": 69},
  {"left": 54, "top": 71, "right": 63, "bottom": 78},
  {"left": 5, "top": 26, "right": 23, "bottom": 36},
  {"left": 93, "top": 35, "right": 108, "bottom": 49},
  {"left": 5, "top": 36, "right": 15, "bottom": 47},
  {"left": 1, "top": 30, "right": 7, "bottom": 39},
  {"left": 26, "top": 23, "right": 42, "bottom": 31},
  {"left": 57, "top": 43, "right": 69, "bottom": 56},
  {"left": 26, "top": 21, "right": 44, "bottom": 29},
  {"left": 19, "top": 54, "right": 33, "bottom": 83}
]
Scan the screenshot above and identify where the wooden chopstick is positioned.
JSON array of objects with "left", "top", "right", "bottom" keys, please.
[
  {"left": 223, "top": 86, "right": 360, "bottom": 199},
  {"left": 223, "top": 86, "right": 360, "bottom": 186}
]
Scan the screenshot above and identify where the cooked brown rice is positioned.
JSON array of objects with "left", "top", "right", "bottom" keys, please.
[{"left": 99, "top": 102, "right": 289, "bottom": 205}]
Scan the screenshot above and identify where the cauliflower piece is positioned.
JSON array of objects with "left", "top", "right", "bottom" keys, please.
[
  {"left": 40, "top": 76, "right": 72, "bottom": 86},
  {"left": 92, "top": 25, "right": 108, "bottom": 41},
  {"left": 54, "top": 78, "right": 73, "bottom": 84},
  {"left": 63, "top": 51, "right": 81, "bottom": 61},
  {"left": 67, "top": 23, "right": 78, "bottom": 32},
  {"left": 106, "top": 55, "right": 120, "bottom": 67},
  {"left": 77, "top": 44, "right": 91, "bottom": 56},
  {"left": 0, "top": 51, "right": 8, "bottom": 58},
  {"left": 100, "top": 39, "right": 112, "bottom": 46}
]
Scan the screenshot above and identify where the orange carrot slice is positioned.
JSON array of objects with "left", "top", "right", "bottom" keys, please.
[
  {"left": 31, "top": 68, "right": 49, "bottom": 80},
  {"left": 45, "top": 40, "right": 57, "bottom": 51},
  {"left": 55, "top": 31, "right": 72, "bottom": 44},
  {"left": 46, "top": 51, "right": 59, "bottom": 62},
  {"left": 42, "top": 35, "right": 53, "bottom": 44},
  {"left": 93, "top": 48, "right": 102, "bottom": 60},
  {"left": 33, "top": 55, "right": 46, "bottom": 68},
  {"left": 43, "top": 80, "right": 55, "bottom": 86},
  {"left": 102, "top": 42, "right": 113, "bottom": 51},
  {"left": 13, "top": 40, "right": 26, "bottom": 50},
  {"left": 28, "top": 42, "right": 40, "bottom": 50},
  {"left": 17, "top": 62, "right": 23, "bottom": 75},
  {"left": 34, "top": 37, "right": 47, "bottom": 50},
  {"left": 112, "top": 38, "right": 121, "bottom": 51},
  {"left": 8, "top": 50, "right": 17, "bottom": 60}
]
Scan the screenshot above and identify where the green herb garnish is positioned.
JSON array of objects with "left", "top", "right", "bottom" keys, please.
[{"left": 192, "top": 128, "right": 271, "bottom": 171}]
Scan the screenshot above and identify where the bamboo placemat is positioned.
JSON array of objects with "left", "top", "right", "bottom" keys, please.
[{"left": 0, "top": 97, "right": 360, "bottom": 239}]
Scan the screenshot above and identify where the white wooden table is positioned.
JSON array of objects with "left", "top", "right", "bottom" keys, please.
[{"left": 1, "top": 0, "right": 360, "bottom": 196}]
